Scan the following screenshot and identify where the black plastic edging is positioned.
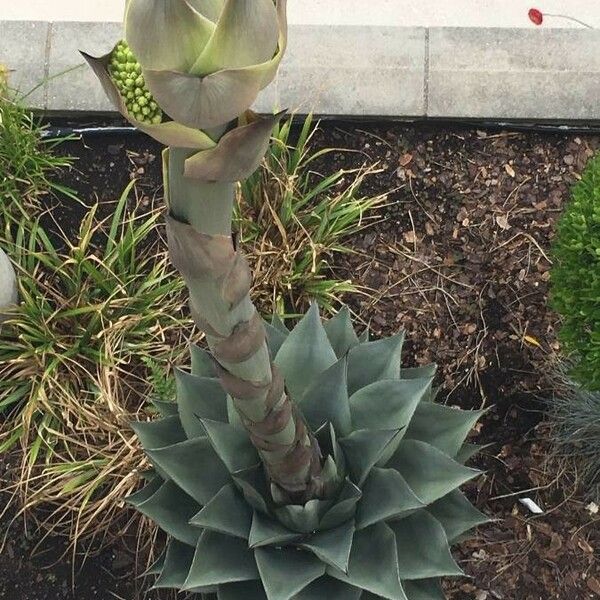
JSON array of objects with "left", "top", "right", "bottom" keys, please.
[{"left": 39, "top": 118, "right": 600, "bottom": 140}]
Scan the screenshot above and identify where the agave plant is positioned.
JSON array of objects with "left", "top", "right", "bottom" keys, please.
[
  {"left": 85, "top": 1, "right": 486, "bottom": 598},
  {"left": 132, "top": 305, "right": 486, "bottom": 598}
]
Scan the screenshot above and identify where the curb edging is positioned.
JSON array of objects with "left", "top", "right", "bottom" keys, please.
[{"left": 1, "top": 21, "right": 599, "bottom": 121}]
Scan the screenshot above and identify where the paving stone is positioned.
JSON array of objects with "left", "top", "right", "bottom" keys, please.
[
  {"left": 5, "top": 0, "right": 600, "bottom": 29},
  {"left": 428, "top": 28, "right": 600, "bottom": 120},
  {"left": 0, "top": 21, "right": 48, "bottom": 108},
  {"left": 46, "top": 21, "right": 122, "bottom": 112},
  {"left": 8, "top": 19, "right": 600, "bottom": 122},
  {"left": 255, "top": 25, "right": 426, "bottom": 117}
]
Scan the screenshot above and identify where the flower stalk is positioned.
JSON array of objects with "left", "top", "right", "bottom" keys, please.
[
  {"left": 164, "top": 146, "right": 325, "bottom": 501},
  {"left": 85, "top": 0, "right": 326, "bottom": 501},
  {"left": 84, "top": 3, "right": 487, "bottom": 596}
]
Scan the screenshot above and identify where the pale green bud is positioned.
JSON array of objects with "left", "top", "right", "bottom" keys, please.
[{"left": 108, "top": 39, "right": 163, "bottom": 125}]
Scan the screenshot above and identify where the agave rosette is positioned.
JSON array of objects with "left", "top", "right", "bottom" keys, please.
[
  {"left": 82, "top": 0, "right": 288, "bottom": 181},
  {"left": 131, "top": 305, "right": 486, "bottom": 599}
]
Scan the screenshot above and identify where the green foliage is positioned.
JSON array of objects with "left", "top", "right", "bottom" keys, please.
[
  {"left": 0, "top": 181, "right": 191, "bottom": 542},
  {"left": 132, "top": 305, "right": 486, "bottom": 599},
  {"left": 0, "top": 77, "right": 76, "bottom": 220},
  {"left": 551, "top": 368, "right": 600, "bottom": 500},
  {"left": 144, "top": 355, "right": 177, "bottom": 403},
  {"left": 0, "top": 180, "right": 184, "bottom": 415},
  {"left": 109, "top": 40, "right": 162, "bottom": 125},
  {"left": 551, "top": 154, "right": 600, "bottom": 389},
  {"left": 237, "top": 115, "right": 385, "bottom": 316}
]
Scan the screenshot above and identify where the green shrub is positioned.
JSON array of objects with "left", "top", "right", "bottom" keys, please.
[{"left": 551, "top": 154, "right": 600, "bottom": 390}]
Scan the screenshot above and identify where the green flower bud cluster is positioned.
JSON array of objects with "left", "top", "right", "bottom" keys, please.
[{"left": 109, "top": 40, "right": 162, "bottom": 125}]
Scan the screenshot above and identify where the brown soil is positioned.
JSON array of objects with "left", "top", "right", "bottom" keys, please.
[
  {"left": 319, "top": 123, "right": 600, "bottom": 600},
  {"left": 1, "top": 119, "right": 599, "bottom": 599}
]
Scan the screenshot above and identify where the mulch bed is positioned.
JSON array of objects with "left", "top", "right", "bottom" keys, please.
[
  {"left": 322, "top": 123, "right": 600, "bottom": 600},
  {"left": 1, "top": 119, "right": 599, "bottom": 599}
]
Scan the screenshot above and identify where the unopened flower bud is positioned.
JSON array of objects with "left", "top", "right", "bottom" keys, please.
[{"left": 108, "top": 40, "right": 163, "bottom": 125}]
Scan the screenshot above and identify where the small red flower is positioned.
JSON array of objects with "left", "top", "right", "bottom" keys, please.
[{"left": 528, "top": 8, "right": 544, "bottom": 25}]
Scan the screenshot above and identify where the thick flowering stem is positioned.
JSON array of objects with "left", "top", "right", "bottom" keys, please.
[{"left": 164, "top": 147, "right": 324, "bottom": 502}]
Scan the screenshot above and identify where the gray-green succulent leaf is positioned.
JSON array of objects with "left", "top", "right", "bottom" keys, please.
[
  {"left": 130, "top": 306, "right": 487, "bottom": 599},
  {"left": 183, "top": 110, "right": 287, "bottom": 182},
  {"left": 125, "top": 0, "right": 287, "bottom": 129},
  {"left": 83, "top": 40, "right": 287, "bottom": 182},
  {"left": 82, "top": 48, "right": 216, "bottom": 148}
]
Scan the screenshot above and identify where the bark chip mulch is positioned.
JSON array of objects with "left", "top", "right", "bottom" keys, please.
[
  {"left": 1, "top": 121, "right": 599, "bottom": 599},
  {"left": 321, "top": 123, "right": 600, "bottom": 600}
]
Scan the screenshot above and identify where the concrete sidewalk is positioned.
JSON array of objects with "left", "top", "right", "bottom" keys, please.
[
  {"left": 3, "top": 0, "right": 600, "bottom": 28},
  {"left": 1, "top": 20, "right": 599, "bottom": 122}
]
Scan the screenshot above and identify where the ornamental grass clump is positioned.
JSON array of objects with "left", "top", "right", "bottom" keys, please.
[
  {"left": 551, "top": 154, "right": 600, "bottom": 390},
  {"left": 0, "top": 184, "right": 190, "bottom": 544},
  {"left": 0, "top": 72, "right": 75, "bottom": 219},
  {"left": 550, "top": 366, "right": 600, "bottom": 501},
  {"left": 85, "top": 1, "right": 486, "bottom": 597},
  {"left": 238, "top": 114, "right": 386, "bottom": 315}
]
